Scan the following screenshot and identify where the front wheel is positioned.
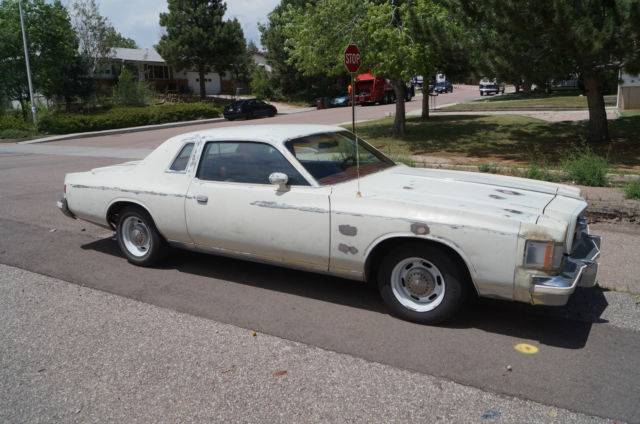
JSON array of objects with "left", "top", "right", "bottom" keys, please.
[
  {"left": 116, "top": 207, "right": 168, "bottom": 266},
  {"left": 378, "top": 243, "right": 469, "bottom": 324}
]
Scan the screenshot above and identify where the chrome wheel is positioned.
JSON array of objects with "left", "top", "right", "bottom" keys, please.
[
  {"left": 390, "top": 257, "right": 445, "bottom": 312},
  {"left": 121, "top": 216, "right": 151, "bottom": 258}
]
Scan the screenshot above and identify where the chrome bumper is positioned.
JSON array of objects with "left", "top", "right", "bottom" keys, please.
[
  {"left": 531, "top": 219, "right": 601, "bottom": 306},
  {"left": 56, "top": 197, "right": 76, "bottom": 219}
]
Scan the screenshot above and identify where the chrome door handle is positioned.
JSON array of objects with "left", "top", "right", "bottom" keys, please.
[{"left": 196, "top": 194, "right": 208, "bottom": 204}]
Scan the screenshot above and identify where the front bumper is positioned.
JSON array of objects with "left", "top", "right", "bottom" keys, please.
[
  {"left": 56, "top": 197, "right": 76, "bottom": 219},
  {"left": 531, "top": 218, "right": 601, "bottom": 305}
]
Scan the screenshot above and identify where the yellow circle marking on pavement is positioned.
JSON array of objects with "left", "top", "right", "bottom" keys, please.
[{"left": 514, "top": 343, "right": 539, "bottom": 354}]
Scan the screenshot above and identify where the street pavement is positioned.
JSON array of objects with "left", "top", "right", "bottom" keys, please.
[
  {"left": 0, "top": 264, "right": 610, "bottom": 424},
  {"left": 1, "top": 87, "right": 640, "bottom": 422}
]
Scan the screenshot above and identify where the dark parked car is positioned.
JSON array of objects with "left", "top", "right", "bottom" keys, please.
[
  {"left": 223, "top": 99, "right": 277, "bottom": 120},
  {"left": 433, "top": 80, "right": 453, "bottom": 94}
]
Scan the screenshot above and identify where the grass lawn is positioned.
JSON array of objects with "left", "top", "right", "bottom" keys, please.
[
  {"left": 353, "top": 113, "right": 640, "bottom": 172},
  {"left": 442, "top": 92, "right": 617, "bottom": 111}
]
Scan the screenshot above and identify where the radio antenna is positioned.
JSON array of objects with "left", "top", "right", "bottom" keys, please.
[{"left": 352, "top": 74, "right": 362, "bottom": 197}]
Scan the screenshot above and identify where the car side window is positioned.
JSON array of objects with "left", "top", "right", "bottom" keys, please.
[
  {"left": 169, "top": 143, "right": 194, "bottom": 172},
  {"left": 197, "top": 141, "right": 309, "bottom": 186}
]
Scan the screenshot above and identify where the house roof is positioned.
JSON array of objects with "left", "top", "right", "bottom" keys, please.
[{"left": 110, "top": 47, "right": 165, "bottom": 63}]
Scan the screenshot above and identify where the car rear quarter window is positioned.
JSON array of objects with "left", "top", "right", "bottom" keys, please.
[
  {"left": 169, "top": 143, "right": 194, "bottom": 172},
  {"left": 197, "top": 141, "right": 309, "bottom": 186}
]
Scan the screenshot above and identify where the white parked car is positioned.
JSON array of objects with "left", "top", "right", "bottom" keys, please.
[{"left": 58, "top": 125, "right": 601, "bottom": 324}]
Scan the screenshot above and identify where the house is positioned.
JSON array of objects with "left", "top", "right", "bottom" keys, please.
[
  {"left": 618, "top": 71, "right": 640, "bottom": 110},
  {"left": 95, "top": 47, "right": 223, "bottom": 95}
]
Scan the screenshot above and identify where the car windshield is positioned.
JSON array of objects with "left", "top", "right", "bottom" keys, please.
[{"left": 285, "top": 131, "right": 395, "bottom": 185}]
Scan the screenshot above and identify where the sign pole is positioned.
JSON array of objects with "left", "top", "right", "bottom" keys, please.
[
  {"left": 344, "top": 43, "right": 362, "bottom": 197},
  {"left": 18, "top": 0, "right": 37, "bottom": 127}
]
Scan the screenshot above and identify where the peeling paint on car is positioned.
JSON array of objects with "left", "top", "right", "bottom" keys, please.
[
  {"left": 496, "top": 189, "right": 523, "bottom": 196},
  {"left": 338, "top": 243, "right": 358, "bottom": 255},
  {"left": 338, "top": 224, "right": 358, "bottom": 236},
  {"left": 410, "top": 222, "right": 430, "bottom": 235},
  {"left": 71, "top": 184, "right": 188, "bottom": 199},
  {"left": 249, "top": 200, "right": 328, "bottom": 214}
]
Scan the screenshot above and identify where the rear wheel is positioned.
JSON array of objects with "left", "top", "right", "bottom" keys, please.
[
  {"left": 116, "top": 207, "right": 168, "bottom": 267},
  {"left": 378, "top": 242, "right": 469, "bottom": 324}
]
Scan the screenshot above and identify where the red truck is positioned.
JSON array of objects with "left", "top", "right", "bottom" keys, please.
[{"left": 353, "top": 72, "right": 414, "bottom": 105}]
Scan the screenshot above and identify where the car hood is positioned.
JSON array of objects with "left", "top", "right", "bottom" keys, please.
[{"left": 333, "top": 166, "right": 582, "bottom": 223}]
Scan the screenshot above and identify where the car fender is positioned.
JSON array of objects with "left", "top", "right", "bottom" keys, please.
[
  {"left": 105, "top": 196, "right": 155, "bottom": 229},
  {"left": 363, "top": 231, "right": 480, "bottom": 286}
]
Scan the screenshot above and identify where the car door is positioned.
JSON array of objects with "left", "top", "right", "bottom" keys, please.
[
  {"left": 185, "top": 140, "right": 331, "bottom": 272},
  {"left": 255, "top": 100, "right": 269, "bottom": 117}
]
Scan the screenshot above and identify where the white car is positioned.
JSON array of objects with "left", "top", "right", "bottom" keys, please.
[{"left": 58, "top": 125, "right": 601, "bottom": 324}]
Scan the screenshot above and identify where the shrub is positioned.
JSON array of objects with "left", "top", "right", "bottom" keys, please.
[
  {"left": 250, "top": 66, "right": 277, "bottom": 100},
  {"left": 0, "top": 115, "right": 34, "bottom": 139},
  {"left": 113, "top": 68, "right": 152, "bottom": 106},
  {"left": 523, "top": 163, "right": 557, "bottom": 182},
  {"left": 625, "top": 180, "right": 640, "bottom": 200},
  {"left": 38, "top": 103, "right": 220, "bottom": 134},
  {"left": 478, "top": 162, "right": 500, "bottom": 173},
  {"left": 561, "top": 148, "right": 609, "bottom": 186}
]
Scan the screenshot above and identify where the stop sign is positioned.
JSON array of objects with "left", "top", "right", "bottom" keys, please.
[{"left": 344, "top": 43, "right": 361, "bottom": 73}]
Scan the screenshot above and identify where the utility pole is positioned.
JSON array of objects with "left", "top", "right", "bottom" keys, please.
[{"left": 18, "top": 0, "right": 37, "bottom": 126}]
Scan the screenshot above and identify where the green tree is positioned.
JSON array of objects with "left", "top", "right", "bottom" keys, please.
[
  {"left": 0, "top": 0, "right": 78, "bottom": 117},
  {"left": 112, "top": 67, "right": 151, "bottom": 106},
  {"left": 250, "top": 65, "right": 275, "bottom": 99},
  {"left": 157, "top": 0, "right": 245, "bottom": 99},
  {"left": 228, "top": 40, "right": 256, "bottom": 94},
  {"left": 409, "top": 0, "right": 472, "bottom": 119},
  {"left": 285, "top": 0, "right": 427, "bottom": 136},
  {"left": 72, "top": 0, "right": 137, "bottom": 74},
  {"left": 59, "top": 56, "right": 95, "bottom": 111},
  {"left": 260, "top": 0, "right": 321, "bottom": 100},
  {"left": 104, "top": 26, "right": 137, "bottom": 49},
  {"left": 462, "top": 0, "right": 640, "bottom": 144}
]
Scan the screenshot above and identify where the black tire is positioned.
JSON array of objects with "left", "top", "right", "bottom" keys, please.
[
  {"left": 377, "top": 242, "right": 469, "bottom": 324},
  {"left": 116, "top": 206, "right": 168, "bottom": 267},
  {"left": 480, "top": 92, "right": 484, "bottom": 96}
]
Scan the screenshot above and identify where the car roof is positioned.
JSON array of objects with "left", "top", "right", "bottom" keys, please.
[{"left": 169, "top": 124, "right": 346, "bottom": 146}]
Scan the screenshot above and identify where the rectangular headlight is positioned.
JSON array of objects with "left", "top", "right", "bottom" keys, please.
[{"left": 524, "top": 240, "right": 564, "bottom": 270}]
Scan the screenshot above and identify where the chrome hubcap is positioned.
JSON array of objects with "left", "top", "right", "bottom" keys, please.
[
  {"left": 122, "top": 216, "right": 151, "bottom": 257},
  {"left": 390, "top": 257, "right": 445, "bottom": 312}
]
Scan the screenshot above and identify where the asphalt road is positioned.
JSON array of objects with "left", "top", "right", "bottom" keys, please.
[{"left": 1, "top": 87, "right": 640, "bottom": 422}]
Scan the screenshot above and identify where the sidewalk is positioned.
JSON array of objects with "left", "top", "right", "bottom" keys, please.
[
  {"left": 0, "top": 264, "right": 606, "bottom": 423},
  {"left": 18, "top": 117, "right": 225, "bottom": 145},
  {"left": 408, "top": 108, "right": 619, "bottom": 123}
]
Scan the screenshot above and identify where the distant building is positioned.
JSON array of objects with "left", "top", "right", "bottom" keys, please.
[
  {"left": 252, "top": 51, "right": 272, "bottom": 72},
  {"left": 95, "top": 47, "right": 254, "bottom": 96},
  {"left": 618, "top": 71, "right": 640, "bottom": 110}
]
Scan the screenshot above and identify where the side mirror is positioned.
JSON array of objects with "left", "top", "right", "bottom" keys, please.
[{"left": 269, "top": 172, "right": 289, "bottom": 191}]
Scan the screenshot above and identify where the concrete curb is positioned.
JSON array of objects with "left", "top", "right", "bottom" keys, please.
[
  {"left": 18, "top": 117, "right": 227, "bottom": 145},
  {"left": 439, "top": 106, "right": 619, "bottom": 113}
]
